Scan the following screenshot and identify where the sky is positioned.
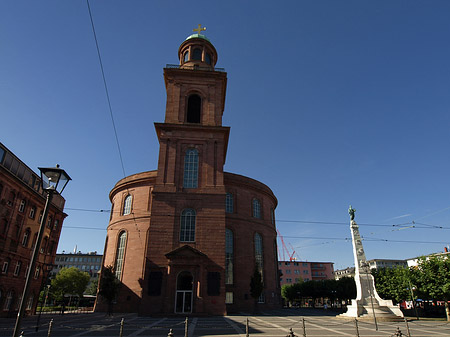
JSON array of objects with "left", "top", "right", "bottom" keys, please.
[{"left": 1, "top": 1, "right": 450, "bottom": 270}]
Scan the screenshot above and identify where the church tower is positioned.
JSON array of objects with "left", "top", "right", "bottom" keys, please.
[
  {"left": 142, "top": 28, "right": 229, "bottom": 315},
  {"left": 100, "top": 28, "right": 281, "bottom": 316}
]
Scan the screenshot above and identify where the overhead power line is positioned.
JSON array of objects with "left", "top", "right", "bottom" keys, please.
[{"left": 86, "top": 0, "right": 126, "bottom": 177}]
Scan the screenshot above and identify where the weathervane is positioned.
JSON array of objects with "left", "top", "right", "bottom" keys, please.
[{"left": 193, "top": 24, "right": 206, "bottom": 34}]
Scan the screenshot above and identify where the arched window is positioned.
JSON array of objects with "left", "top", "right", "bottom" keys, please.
[
  {"left": 252, "top": 199, "right": 261, "bottom": 219},
  {"left": 3, "top": 290, "right": 14, "bottom": 311},
  {"left": 183, "top": 149, "right": 199, "bottom": 188},
  {"left": 225, "top": 229, "right": 233, "bottom": 284},
  {"left": 225, "top": 193, "right": 234, "bottom": 213},
  {"left": 183, "top": 51, "right": 189, "bottom": 62},
  {"left": 205, "top": 53, "right": 211, "bottom": 65},
  {"left": 193, "top": 48, "right": 202, "bottom": 60},
  {"left": 18, "top": 199, "right": 26, "bottom": 213},
  {"left": 123, "top": 195, "right": 132, "bottom": 215},
  {"left": 180, "top": 209, "right": 196, "bottom": 242},
  {"left": 22, "top": 228, "right": 30, "bottom": 247},
  {"left": 115, "top": 231, "right": 127, "bottom": 279},
  {"left": 29, "top": 206, "right": 36, "bottom": 219},
  {"left": 254, "top": 233, "right": 263, "bottom": 279},
  {"left": 186, "top": 94, "right": 201, "bottom": 123}
]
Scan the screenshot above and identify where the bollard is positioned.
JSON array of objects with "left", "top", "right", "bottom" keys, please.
[
  {"left": 302, "top": 318, "right": 306, "bottom": 337},
  {"left": 354, "top": 318, "right": 360, "bottom": 337},
  {"left": 119, "top": 318, "right": 124, "bottom": 337},
  {"left": 47, "top": 319, "right": 53, "bottom": 337},
  {"left": 246, "top": 317, "right": 249, "bottom": 337},
  {"left": 185, "top": 317, "right": 188, "bottom": 337},
  {"left": 168, "top": 328, "right": 174, "bottom": 337},
  {"left": 286, "top": 327, "right": 296, "bottom": 337},
  {"left": 404, "top": 318, "right": 411, "bottom": 337}
]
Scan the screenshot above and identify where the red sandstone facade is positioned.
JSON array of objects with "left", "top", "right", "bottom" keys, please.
[
  {"left": 98, "top": 32, "right": 281, "bottom": 315},
  {"left": 0, "top": 143, "right": 66, "bottom": 317}
]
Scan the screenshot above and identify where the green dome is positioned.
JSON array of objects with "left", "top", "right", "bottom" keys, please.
[{"left": 185, "top": 33, "right": 211, "bottom": 42}]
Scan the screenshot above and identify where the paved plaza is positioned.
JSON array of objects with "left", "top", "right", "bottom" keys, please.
[{"left": 1, "top": 308, "right": 450, "bottom": 337}]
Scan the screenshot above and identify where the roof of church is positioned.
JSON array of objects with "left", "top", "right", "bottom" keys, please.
[{"left": 185, "top": 33, "right": 211, "bottom": 42}]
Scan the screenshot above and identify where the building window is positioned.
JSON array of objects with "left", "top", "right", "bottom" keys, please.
[
  {"left": 205, "top": 53, "right": 211, "bottom": 65},
  {"left": 123, "top": 195, "right": 132, "bottom": 215},
  {"left": 225, "top": 193, "right": 234, "bottom": 213},
  {"left": 225, "top": 292, "right": 233, "bottom": 304},
  {"left": 186, "top": 94, "right": 201, "bottom": 123},
  {"left": 183, "top": 51, "right": 189, "bottom": 62},
  {"left": 254, "top": 233, "right": 264, "bottom": 279},
  {"left": 183, "top": 149, "right": 199, "bottom": 188},
  {"left": 22, "top": 229, "right": 30, "bottom": 247},
  {"left": 2, "top": 260, "right": 10, "bottom": 274},
  {"left": 29, "top": 206, "right": 36, "bottom": 219},
  {"left": 148, "top": 271, "right": 163, "bottom": 296},
  {"left": 270, "top": 208, "right": 275, "bottom": 224},
  {"left": 18, "top": 199, "right": 26, "bottom": 213},
  {"left": 207, "top": 272, "right": 220, "bottom": 296},
  {"left": 225, "top": 229, "right": 233, "bottom": 284},
  {"left": 285, "top": 269, "right": 291, "bottom": 274},
  {"left": 252, "top": 199, "right": 261, "bottom": 219},
  {"left": 3, "top": 290, "right": 14, "bottom": 311},
  {"left": 47, "top": 216, "right": 52, "bottom": 228},
  {"left": 180, "top": 209, "right": 196, "bottom": 242},
  {"left": 34, "top": 266, "right": 40, "bottom": 279},
  {"left": 54, "top": 219, "right": 59, "bottom": 230},
  {"left": 258, "top": 292, "right": 265, "bottom": 303},
  {"left": 193, "top": 48, "right": 202, "bottom": 60},
  {"left": 286, "top": 278, "right": 292, "bottom": 283},
  {"left": 26, "top": 294, "right": 34, "bottom": 310},
  {"left": 115, "top": 231, "right": 127, "bottom": 280},
  {"left": 13, "top": 261, "right": 21, "bottom": 276}
]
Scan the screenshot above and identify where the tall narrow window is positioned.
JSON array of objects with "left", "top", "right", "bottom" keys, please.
[
  {"left": 123, "top": 195, "right": 132, "bottom": 215},
  {"left": 183, "top": 51, "right": 189, "bottom": 62},
  {"left": 29, "top": 206, "right": 36, "bottom": 219},
  {"left": 225, "top": 229, "right": 234, "bottom": 284},
  {"left": 115, "top": 231, "right": 127, "bottom": 280},
  {"left": 22, "top": 229, "right": 30, "bottom": 247},
  {"left": 183, "top": 149, "right": 198, "bottom": 188},
  {"left": 225, "top": 193, "right": 234, "bottom": 213},
  {"left": 186, "top": 94, "right": 201, "bottom": 123},
  {"left": 3, "top": 290, "right": 14, "bottom": 311},
  {"left": 252, "top": 199, "right": 261, "bottom": 219},
  {"left": 18, "top": 199, "right": 26, "bottom": 213},
  {"left": 254, "top": 233, "right": 264, "bottom": 279},
  {"left": 13, "top": 261, "right": 21, "bottom": 276},
  {"left": 180, "top": 209, "right": 196, "bottom": 242}
]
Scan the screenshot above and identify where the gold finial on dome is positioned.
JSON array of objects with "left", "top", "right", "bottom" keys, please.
[{"left": 193, "top": 24, "right": 206, "bottom": 34}]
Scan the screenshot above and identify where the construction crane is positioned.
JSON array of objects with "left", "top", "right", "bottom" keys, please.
[{"left": 277, "top": 230, "right": 297, "bottom": 261}]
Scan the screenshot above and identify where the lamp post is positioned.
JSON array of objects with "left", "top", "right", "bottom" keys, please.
[{"left": 12, "top": 165, "right": 71, "bottom": 337}]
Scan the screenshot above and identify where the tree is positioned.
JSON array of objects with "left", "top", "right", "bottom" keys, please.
[
  {"left": 250, "top": 265, "right": 264, "bottom": 306},
  {"left": 281, "top": 280, "right": 303, "bottom": 306},
  {"left": 414, "top": 256, "right": 450, "bottom": 321},
  {"left": 85, "top": 280, "right": 98, "bottom": 296},
  {"left": 51, "top": 267, "right": 90, "bottom": 302},
  {"left": 98, "top": 265, "right": 121, "bottom": 316},
  {"left": 372, "top": 267, "right": 411, "bottom": 304}
]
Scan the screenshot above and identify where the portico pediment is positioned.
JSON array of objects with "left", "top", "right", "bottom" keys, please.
[{"left": 165, "top": 245, "right": 208, "bottom": 260}]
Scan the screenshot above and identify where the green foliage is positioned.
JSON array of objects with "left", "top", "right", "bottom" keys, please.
[
  {"left": 281, "top": 277, "right": 356, "bottom": 305},
  {"left": 85, "top": 280, "right": 98, "bottom": 296},
  {"left": 249, "top": 265, "right": 264, "bottom": 300},
  {"left": 414, "top": 256, "right": 450, "bottom": 301},
  {"left": 50, "top": 267, "right": 90, "bottom": 301},
  {"left": 372, "top": 267, "right": 411, "bottom": 304},
  {"left": 98, "top": 265, "right": 121, "bottom": 303}
]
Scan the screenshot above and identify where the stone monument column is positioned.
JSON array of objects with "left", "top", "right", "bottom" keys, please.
[{"left": 341, "top": 206, "right": 403, "bottom": 320}]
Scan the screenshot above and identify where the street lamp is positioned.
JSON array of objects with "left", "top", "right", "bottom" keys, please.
[{"left": 12, "top": 165, "right": 71, "bottom": 337}]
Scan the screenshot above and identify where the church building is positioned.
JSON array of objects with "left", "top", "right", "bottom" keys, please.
[{"left": 98, "top": 29, "right": 281, "bottom": 315}]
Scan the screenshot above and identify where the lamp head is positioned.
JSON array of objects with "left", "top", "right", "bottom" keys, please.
[{"left": 38, "top": 164, "right": 71, "bottom": 194}]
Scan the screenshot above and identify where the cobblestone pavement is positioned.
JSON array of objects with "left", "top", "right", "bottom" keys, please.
[{"left": 1, "top": 308, "right": 450, "bottom": 337}]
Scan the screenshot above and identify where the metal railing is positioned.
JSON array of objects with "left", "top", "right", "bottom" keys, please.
[{"left": 165, "top": 64, "right": 226, "bottom": 72}]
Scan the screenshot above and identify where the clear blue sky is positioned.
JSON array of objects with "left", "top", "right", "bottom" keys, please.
[{"left": 1, "top": 1, "right": 450, "bottom": 270}]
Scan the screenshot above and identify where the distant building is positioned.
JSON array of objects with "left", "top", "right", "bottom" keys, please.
[
  {"left": 51, "top": 251, "right": 103, "bottom": 282},
  {"left": 367, "top": 259, "right": 407, "bottom": 270},
  {"left": 0, "top": 142, "right": 67, "bottom": 317},
  {"left": 334, "top": 267, "right": 355, "bottom": 280},
  {"left": 406, "top": 250, "right": 450, "bottom": 267},
  {"left": 278, "top": 261, "right": 334, "bottom": 286}
]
